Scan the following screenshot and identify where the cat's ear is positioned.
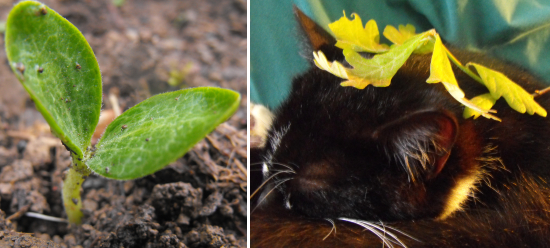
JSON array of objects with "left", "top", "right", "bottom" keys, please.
[
  {"left": 294, "top": 6, "right": 336, "bottom": 51},
  {"left": 374, "top": 111, "right": 458, "bottom": 181},
  {"left": 294, "top": 6, "right": 342, "bottom": 61}
]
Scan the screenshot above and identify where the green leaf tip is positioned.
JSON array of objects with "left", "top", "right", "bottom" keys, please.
[
  {"left": 5, "top": 0, "right": 102, "bottom": 157},
  {"left": 86, "top": 87, "right": 240, "bottom": 180}
]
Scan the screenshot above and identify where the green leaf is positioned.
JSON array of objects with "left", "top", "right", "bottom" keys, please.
[
  {"left": 86, "top": 87, "right": 240, "bottom": 180},
  {"left": 5, "top": 1, "right": 102, "bottom": 158},
  {"left": 340, "top": 30, "right": 434, "bottom": 89},
  {"left": 468, "top": 62, "right": 547, "bottom": 117},
  {"left": 426, "top": 34, "right": 500, "bottom": 121},
  {"left": 463, "top": 93, "right": 498, "bottom": 119},
  {"left": 328, "top": 11, "right": 389, "bottom": 53},
  {"left": 383, "top": 24, "right": 434, "bottom": 54}
]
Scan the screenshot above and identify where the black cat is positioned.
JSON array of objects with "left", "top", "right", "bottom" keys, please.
[{"left": 251, "top": 8, "right": 550, "bottom": 248}]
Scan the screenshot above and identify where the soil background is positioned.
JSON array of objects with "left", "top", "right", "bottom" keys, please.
[{"left": 0, "top": 0, "right": 247, "bottom": 247}]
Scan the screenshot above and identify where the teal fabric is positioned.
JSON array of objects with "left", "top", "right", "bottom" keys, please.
[
  {"left": 251, "top": 0, "right": 550, "bottom": 109},
  {"left": 250, "top": 1, "right": 312, "bottom": 109}
]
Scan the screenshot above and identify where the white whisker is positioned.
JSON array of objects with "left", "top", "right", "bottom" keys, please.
[
  {"left": 268, "top": 169, "right": 297, "bottom": 173},
  {"left": 340, "top": 218, "right": 396, "bottom": 248},
  {"left": 323, "top": 218, "right": 337, "bottom": 240},
  {"left": 339, "top": 217, "right": 417, "bottom": 248},
  {"left": 252, "top": 178, "right": 293, "bottom": 213},
  {"left": 375, "top": 222, "right": 420, "bottom": 242},
  {"left": 250, "top": 162, "right": 266, "bottom": 166},
  {"left": 363, "top": 221, "right": 411, "bottom": 248},
  {"left": 251, "top": 170, "right": 295, "bottom": 199},
  {"left": 251, "top": 161, "right": 297, "bottom": 175},
  {"left": 269, "top": 162, "right": 297, "bottom": 172}
]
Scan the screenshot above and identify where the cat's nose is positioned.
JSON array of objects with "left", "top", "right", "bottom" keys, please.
[
  {"left": 295, "top": 176, "right": 327, "bottom": 192},
  {"left": 292, "top": 161, "right": 334, "bottom": 192}
]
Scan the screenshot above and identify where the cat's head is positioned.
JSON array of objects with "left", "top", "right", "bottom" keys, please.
[{"left": 255, "top": 8, "right": 485, "bottom": 222}]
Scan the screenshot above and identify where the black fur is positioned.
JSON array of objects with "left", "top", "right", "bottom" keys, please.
[{"left": 251, "top": 8, "right": 550, "bottom": 247}]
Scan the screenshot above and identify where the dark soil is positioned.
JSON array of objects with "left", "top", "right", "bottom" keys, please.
[{"left": 0, "top": 0, "right": 247, "bottom": 247}]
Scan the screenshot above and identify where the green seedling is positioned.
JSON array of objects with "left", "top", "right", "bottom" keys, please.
[
  {"left": 5, "top": 1, "right": 240, "bottom": 224},
  {"left": 167, "top": 62, "right": 194, "bottom": 87},
  {"left": 112, "top": 0, "right": 126, "bottom": 7}
]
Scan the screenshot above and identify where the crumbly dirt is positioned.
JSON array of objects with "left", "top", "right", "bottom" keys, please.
[{"left": 0, "top": 0, "right": 247, "bottom": 247}]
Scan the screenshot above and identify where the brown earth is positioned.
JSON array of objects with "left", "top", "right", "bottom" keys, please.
[{"left": 0, "top": 0, "right": 247, "bottom": 247}]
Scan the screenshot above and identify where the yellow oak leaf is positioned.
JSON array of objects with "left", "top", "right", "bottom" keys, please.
[{"left": 328, "top": 11, "right": 389, "bottom": 53}]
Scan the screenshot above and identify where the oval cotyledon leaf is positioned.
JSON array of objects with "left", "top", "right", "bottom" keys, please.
[
  {"left": 86, "top": 87, "right": 240, "bottom": 180},
  {"left": 5, "top": 1, "right": 102, "bottom": 158}
]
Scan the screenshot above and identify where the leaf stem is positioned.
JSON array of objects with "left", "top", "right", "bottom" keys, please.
[
  {"left": 444, "top": 48, "right": 484, "bottom": 84},
  {"left": 62, "top": 153, "right": 91, "bottom": 224},
  {"left": 533, "top": 86, "right": 550, "bottom": 98}
]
